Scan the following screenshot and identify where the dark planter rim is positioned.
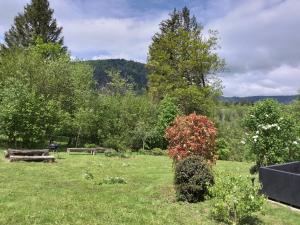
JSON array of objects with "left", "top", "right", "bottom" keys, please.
[{"left": 260, "top": 161, "right": 300, "bottom": 176}]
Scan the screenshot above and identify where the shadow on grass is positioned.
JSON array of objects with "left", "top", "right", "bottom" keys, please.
[{"left": 240, "top": 216, "right": 264, "bottom": 225}]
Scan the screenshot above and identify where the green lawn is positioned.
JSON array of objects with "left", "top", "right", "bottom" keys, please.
[{"left": 0, "top": 152, "right": 299, "bottom": 225}]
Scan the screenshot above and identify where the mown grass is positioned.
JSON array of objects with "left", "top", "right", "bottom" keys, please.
[{"left": 0, "top": 151, "right": 299, "bottom": 225}]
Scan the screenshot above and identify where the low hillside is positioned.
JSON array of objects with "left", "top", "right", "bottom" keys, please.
[{"left": 86, "top": 59, "right": 148, "bottom": 91}]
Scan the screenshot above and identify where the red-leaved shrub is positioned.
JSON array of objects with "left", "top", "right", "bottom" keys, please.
[{"left": 165, "top": 113, "right": 217, "bottom": 163}]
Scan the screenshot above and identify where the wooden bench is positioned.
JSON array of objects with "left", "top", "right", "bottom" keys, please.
[
  {"left": 66, "top": 147, "right": 116, "bottom": 155},
  {"left": 4, "top": 149, "right": 49, "bottom": 158},
  {"left": 67, "top": 148, "right": 97, "bottom": 155},
  {"left": 9, "top": 155, "right": 55, "bottom": 163}
]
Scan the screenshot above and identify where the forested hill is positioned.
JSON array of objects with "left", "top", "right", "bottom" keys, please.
[
  {"left": 85, "top": 59, "right": 148, "bottom": 90},
  {"left": 220, "top": 95, "right": 299, "bottom": 104},
  {"left": 85, "top": 59, "right": 298, "bottom": 104}
]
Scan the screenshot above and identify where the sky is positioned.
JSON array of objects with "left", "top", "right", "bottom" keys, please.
[{"left": 0, "top": 0, "right": 299, "bottom": 97}]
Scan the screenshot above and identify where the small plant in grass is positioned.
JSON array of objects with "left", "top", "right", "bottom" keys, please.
[
  {"left": 99, "top": 176, "right": 127, "bottom": 185},
  {"left": 104, "top": 149, "right": 118, "bottom": 157},
  {"left": 166, "top": 113, "right": 217, "bottom": 163},
  {"left": 209, "top": 174, "right": 265, "bottom": 225},
  {"left": 174, "top": 155, "right": 214, "bottom": 203},
  {"left": 138, "top": 149, "right": 150, "bottom": 155},
  {"left": 118, "top": 150, "right": 131, "bottom": 158},
  {"left": 151, "top": 148, "right": 166, "bottom": 156},
  {"left": 83, "top": 170, "right": 94, "bottom": 180}
]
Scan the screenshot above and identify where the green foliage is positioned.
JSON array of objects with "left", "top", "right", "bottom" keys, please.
[
  {"left": 147, "top": 7, "right": 224, "bottom": 102},
  {"left": 97, "top": 93, "right": 157, "bottom": 150},
  {"left": 151, "top": 148, "right": 166, "bottom": 156},
  {"left": 148, "top": 97, "right": 180, "bottom": 149},
  {"left": 209, "top": 174, "right": 265, "bottom": 225},
  {"left": 2, "top": 0, "right": 65, "bottom": 50},
  {"left": 243, "top": 99, "right": 300, "bottom": 169},
  {"left": 103, "top": 70, "right": 134, "bottom": 95},
  {"left": 86, "top": 59, "right": 148, "bottom": 92},
  {"left": 84, "top": 143, "right": 96, "bottom": 148},
  {"left": 171, "top": 86, "right": 216, "bottom": 115},
  {"left": 0, "top": 78, "right": 62, "bottom": 147},
  {"left": 213, "top": 104, "right": 250, "bottom": 161},
  {"left": 174, "top": 155, "right": 214, "bottom": 203},
  {"left": 0, "top": 44, "right": 94, "bottom": 148},
  {"left": 104, "top": 149, "right": 118, "bottom": 157},
  {"left": 216, "top": 138, "right": 230, "bottom": 160}
]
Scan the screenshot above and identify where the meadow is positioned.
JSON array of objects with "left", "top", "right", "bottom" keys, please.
[{"left": 0, "top": 151, "right": 299, "bottom": 225}]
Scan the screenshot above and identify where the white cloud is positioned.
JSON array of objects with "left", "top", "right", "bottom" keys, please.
[
  {"left": 221, "top": 64, "right": 300, "bottom": 97},
  {"left": 62, "top": 15, "right": 166, "bottom": 62},
  {"left": 206, "top": 0, "right": 300, "bottom": 96}
]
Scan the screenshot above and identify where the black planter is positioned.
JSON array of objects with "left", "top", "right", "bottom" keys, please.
[{"left": 259, "top": 161, "right": 300, "bottom": 208}]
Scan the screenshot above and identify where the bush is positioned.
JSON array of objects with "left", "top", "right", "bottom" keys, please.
[
  {"left": 118, "top": 150, "right": 131, "bottom": 158},
  {"left": 216, "top": 138, "right": 231, "bottom": 160},
  {"left": 243, "top": 99, "right": 300, "bottom": 169},
  {"left": 147, "top": 97, "right": 181, "bottom": 149},
  {"left": 166, "top": 113, "right": 217, "bottom": 163},
  {"left": 138, "top": 149, "right": 150, "bottom": 155},
  {"left": 84, "top": 143, "right": 96, "bottom": 148},
  {"left": 174, "top": 156, "right": 214, "bottom": 203},
  {"left": 104, "top": 149, "right": 118, "bottom": 157},
  {"left": 151, "top": 148, "right": 166, "bottom": 156},
  {"left": 209, "top": 174, "right": 265, "bottom": 224}
]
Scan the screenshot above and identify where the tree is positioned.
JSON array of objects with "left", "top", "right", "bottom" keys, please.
[
  {"left": 0, "top": 78, "right": 62, "bottom": 148},
  {"left": 243, "top": 99, "right": 300, "bottom": 171},
  {"left": 147, "top": 6, "right": 224, "bottom": 102},
  {"left": 0, "top": 44, "right": 94, "bottom": 147},
  {"left": 2, "top": 0, "right": 65, "bottom": 50}
]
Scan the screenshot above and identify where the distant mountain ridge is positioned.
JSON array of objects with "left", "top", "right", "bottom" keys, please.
[
  {"left": 85, "top": 59, "right": 148, "bottom": 91},
  {"left": 220, "top": 95, "right": 299, "bottom": 104}
]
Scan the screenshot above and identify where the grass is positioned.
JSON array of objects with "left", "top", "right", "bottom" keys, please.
[{"left": 0, "top": 151, "right": 299, "bottom": 225}]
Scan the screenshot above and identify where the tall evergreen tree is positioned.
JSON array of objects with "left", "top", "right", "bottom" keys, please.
[
  {"left": 147, "top": 7, "right": 224, "bottom": 102},
  {"left": 2, "top": 0, "right": 65, "bottom": 50}
]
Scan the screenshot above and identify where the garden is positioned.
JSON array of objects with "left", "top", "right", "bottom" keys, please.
[{"left": 0, "top": 1, "right": 299, "bottom": 225}]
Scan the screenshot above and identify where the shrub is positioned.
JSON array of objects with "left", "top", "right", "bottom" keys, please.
[
  {"left": 216, "top": 138, "right": 230, "bottom": 160},
  {"left": 209, "top": 174, "right": 265, "bottom": 224},
  {"left": 138, "top": 149, "right": 150, "bottom": 155},
  {"left": 166, "top": 113, "right": 217, "bottom": 163},
  {"left": 84, "top": 143, "right": 96, "bottom": 148},
  {"left": 118, "top": 150, "right": 131, "bottom": 158},
  {"left": 103, "top": 137, "right": 126, "bottom": 151},
  {"left": 104, "top": 149, "right": 118, "bottom": 157},
  {"left": 148, "top": 97, "right": 181, "bottom": 149},
  {"left": 151, "top": 148, "right": 166, "bottom": 156},
  {"left": 174, "top": 156, "right": 214, "bottom": 203},
  {"left": 243, "top": 99, "right": 300, "bottom": 169}
]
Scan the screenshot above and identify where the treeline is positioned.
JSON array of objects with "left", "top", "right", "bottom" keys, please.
[
  {"left": 1, "top": 0, "right": 298, "bottom": 159},
  {"left": 0, "top": 3, "right": 223, "bottom": 150}
]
